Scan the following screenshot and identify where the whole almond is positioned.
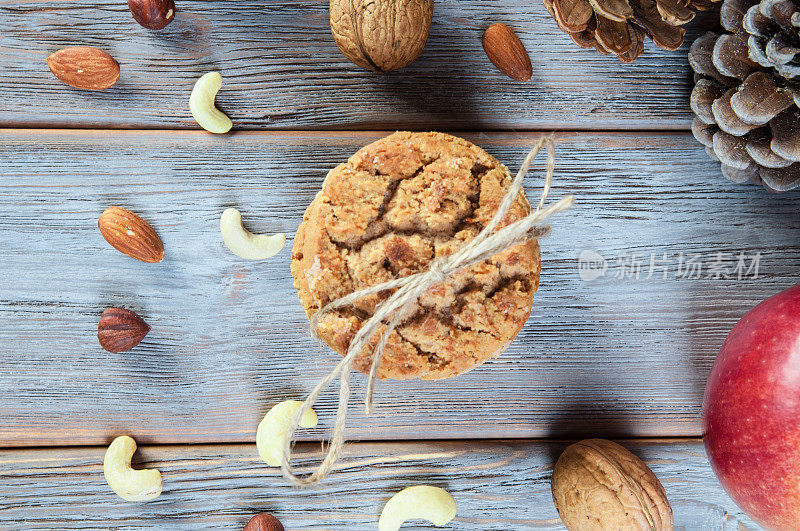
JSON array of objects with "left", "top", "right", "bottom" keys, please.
[
  {"left": 128, "top": 0, "right": 176, "bottom": 30},
  {"left": 98, "top": 207, "right": 164, "bottom": 263},
  {"left": 47, "top": 47, "right": 120, "bottom": 91},
  {"left": 98, "top": 308, "right": 150, "bottom": 353},
  {"left": 482, "top": 23, "right": 533, "bottom": 82}
]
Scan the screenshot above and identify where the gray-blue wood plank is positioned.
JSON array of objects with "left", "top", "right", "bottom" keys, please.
[
  {"left": 1, "top": 129, "right": 797, "bottom": 447},
  {"left": 0, "top": 0, "right": 715, "bottom": 130},
  {"left": 0, "top": 440, "right": 759, "bottom": 529}
]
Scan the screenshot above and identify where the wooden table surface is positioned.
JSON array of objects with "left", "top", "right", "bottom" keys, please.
[{"left": 2, "top": 1, "right": 797, "bottom": 529}]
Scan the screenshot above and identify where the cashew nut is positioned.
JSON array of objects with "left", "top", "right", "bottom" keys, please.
[
  {"left": 220, "top": 208, "right": 286, "bottom": 260},
  {"left": 103, "top": 435, "right": 162, "bottom": 502},
  {"left": 189, "top": 72, "right": 233, "bottom": 134},
  {"left": 256, "top": 400, "right": 318, "bottom": 466},
  {"left": 379, "top": 485, "right": 457, "bottom": 531}
]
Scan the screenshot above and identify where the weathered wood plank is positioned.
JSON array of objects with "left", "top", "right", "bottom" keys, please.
[
  {"left": 0, "top": 439, "right": 758, "bottom": 529},
  {"left": 0, "top": 1, "right": 714, "bottom": 130},
  {"left": 1, "top": 129, "right": 799, "bottom": 446}
]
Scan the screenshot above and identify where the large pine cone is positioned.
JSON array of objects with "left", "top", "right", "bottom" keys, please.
[
  {"left": 747, "top": 0, "right": 800, "bottom": 77},
  {"left": 545, "top": 0, "right": 720, "bottom": 62},
  {"left": 689, "top": 0, "right": 800, "bottom": 191}
]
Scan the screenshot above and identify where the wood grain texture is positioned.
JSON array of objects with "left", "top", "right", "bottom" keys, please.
[
  {"left": 1, "top": 129, "right": 798, "bottom": 447},
  {"left": 0, "top": 0, "right": 716, "bottom": 130},
  {"left": 0, "top": 439, "right": 758, "bottom": 529}
]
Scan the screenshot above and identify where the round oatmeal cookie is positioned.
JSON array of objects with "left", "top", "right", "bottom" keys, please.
[{"left": 291, "top": 132, "right": 541, "bottom": 381}]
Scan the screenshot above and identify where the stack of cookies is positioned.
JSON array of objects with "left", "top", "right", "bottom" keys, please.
[{"left": 291, "top": 132, "right": 541, "bottom": 380}]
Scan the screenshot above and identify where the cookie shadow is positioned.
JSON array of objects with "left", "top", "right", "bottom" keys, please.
[{"left": 544, "top": 396, "right": 638, "bottom": 464}]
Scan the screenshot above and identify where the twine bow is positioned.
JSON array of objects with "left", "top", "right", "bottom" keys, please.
[{"left": 280, "top": 137, "right": 574, "bottom": 486}]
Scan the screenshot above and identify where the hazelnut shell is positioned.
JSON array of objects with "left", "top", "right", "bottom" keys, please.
[
  {"left": 97, "top": 308, "right": 150, "bottom": 354},
  {"left": 243, "top": 513, "right": 284, "bottom": 531},
  {"left": 127, "top": 0, "right": 176, "bottom": 30}
]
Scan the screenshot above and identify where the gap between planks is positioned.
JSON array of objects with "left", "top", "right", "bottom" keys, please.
[
  {"left": 0, "top": 436, "right": 708, "bottom": 452},
  {"left": 0, "top": 127, "right": 694, "bottom": 134}
]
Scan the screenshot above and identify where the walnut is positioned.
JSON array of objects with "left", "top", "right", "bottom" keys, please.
[
  {"left": 551, "top": 439, "right": 674, "bottom": 530},
  {"left": 329, "top": 0, "right": 434, "bottom": 73}
]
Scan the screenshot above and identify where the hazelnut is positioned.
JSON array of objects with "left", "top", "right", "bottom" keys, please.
[
  {"left": 551, "top": 439, "right": 673, "bottom": 530},
  {"left": 127, "top": 0, "right": 176, "bottom": 30},
  {"left": 243, "top": 513, "right": 284, "bottom": 531},
  {"left": 97, "top": 308, "right": 150, "bottom": 354}
]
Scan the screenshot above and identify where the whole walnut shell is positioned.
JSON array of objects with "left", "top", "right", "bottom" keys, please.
[
  {"left": 552, "top": 439, "right": 674, "bottom": 530},
  {"left": 329, "top": 0, "right": 434, "bottom": 73}
]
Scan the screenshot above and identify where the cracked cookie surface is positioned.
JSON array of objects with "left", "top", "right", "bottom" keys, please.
[{"left": 291, "top": 132, "right": 541, "bottom": 380}]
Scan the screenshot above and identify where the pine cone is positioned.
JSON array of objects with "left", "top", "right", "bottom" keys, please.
[
  {"left": 689, "top": 0, "right": 800, "bottom": 191},
  {"left": 746, "top": 0, "right": 800, "bottom": 77},
  {"left": 545, "top": 0, "right": 719, "bottom": 62}
]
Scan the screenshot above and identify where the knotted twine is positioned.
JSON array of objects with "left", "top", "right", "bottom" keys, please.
[{"left": 280, "top": 137, "right": 574, "bottom": 486}]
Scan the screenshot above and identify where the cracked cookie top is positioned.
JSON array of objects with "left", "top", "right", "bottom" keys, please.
[{"left": 291, "top": 132, "right": 541, "bottom": 381}]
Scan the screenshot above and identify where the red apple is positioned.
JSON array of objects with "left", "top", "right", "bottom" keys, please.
[{"left": 704, "top": 283, "right": 800, "bottom": 530}]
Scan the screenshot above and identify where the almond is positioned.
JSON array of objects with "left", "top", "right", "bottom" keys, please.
[
  {"left": 47, "top": 46, "right": 120, "bottom": 91},
  {"left": 98, "top": 308, "right": 150, "bottom": 353},
  {"left": 482, "top": 23, "right": 533, "bottom": 82},
  {"left": 98, "top": 207, "right": 164, "bottom": 263}
]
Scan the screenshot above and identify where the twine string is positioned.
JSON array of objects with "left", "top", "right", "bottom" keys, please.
[{"left": 280, "top": 137, "right": 574, "bottom": 486}]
